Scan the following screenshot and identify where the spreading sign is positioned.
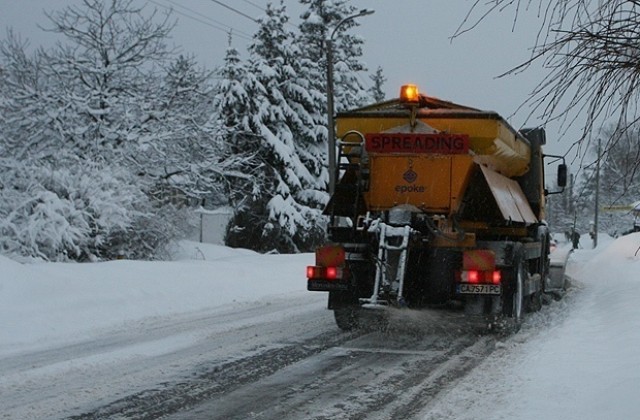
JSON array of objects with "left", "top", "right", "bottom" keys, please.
[{"left": 365, "top": 133, "right": 470, "bottom": 154}]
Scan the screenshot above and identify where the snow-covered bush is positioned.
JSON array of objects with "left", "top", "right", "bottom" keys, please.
[
  {"left": 0, "top": 159, "right": 185, "bottom": 261},
  {"left": 225, "top": 194, "right": 326, "bottom": 254}
]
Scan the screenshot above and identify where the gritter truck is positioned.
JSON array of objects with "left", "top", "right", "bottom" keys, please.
[{"left": 307, "top": 84, "right": 568, "bottom": 330}]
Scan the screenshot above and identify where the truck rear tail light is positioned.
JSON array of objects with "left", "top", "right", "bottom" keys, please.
[
  {"left": 492, "top": 270, "right": 501, "bottom": 284},
  {"left": 461, "top": 270, "right": 502, "bottom": 284},
  {"left": 307, "top": 266, "right": 317, "bottom": 279},
  {"left": 467, "top": 270, "right": 480, "bottom": 283},
  {"left": 307, "top": 266, "right": 344, "bottom": 281}
]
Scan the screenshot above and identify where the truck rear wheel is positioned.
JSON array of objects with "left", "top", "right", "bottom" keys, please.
[{"left": 527, "top": 229, "right": 548, "bottom": 313}]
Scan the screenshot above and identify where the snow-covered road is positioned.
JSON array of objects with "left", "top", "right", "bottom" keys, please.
[
  {"left": 0, "top": 286, "right": 496, "bottom": 420},
  {"left": 1, "top": 293, "right": 331, "bottom": 419},
  {"left": 1, "top": 235, "right": 640, "bottom": 419}
]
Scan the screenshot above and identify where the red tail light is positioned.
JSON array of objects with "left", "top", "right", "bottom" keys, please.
[
  {"left": 467, "top": 270, "right": 480, "bottom": 283},
  {"left": 307, "top": 266, "right": 343, "bottom": 280},
  {"left": 460, "top": 269, "right": 502, "bottom": 284},
  {"left": 492, "top": 270, "right": 501, "bottom": 284},
  {"left": 307, "top": 266, "right": 316, "bottom": 279}
]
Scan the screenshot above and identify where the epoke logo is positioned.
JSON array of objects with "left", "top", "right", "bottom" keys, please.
[
  {"left": 403, "top": 168, "right": 417, "bottom": 183},
  {"left": 396, "top": 159, "right": 425, "bottom": 193},
  {"left": 403, "top": 159, "right": 417, "bottom": 183}
]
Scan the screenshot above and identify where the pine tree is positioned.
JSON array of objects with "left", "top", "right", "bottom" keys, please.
[
  {"left": 221, "top": 2, "right": 327, "bottom": 253},
  {"left": 545, "top": 189, "right": 574, "bottom": 236},
  {"left": 214, "top": 44, "right": 266, "bottom": 210},
  {"left": 572, "top": 162, "right": 596, "bottom": 228},
  {"left": 298, "top": 0, "right": 372, "bottom": 111},
  {"left": 369, "top": 66, "right": 387, "bottom": 103}
]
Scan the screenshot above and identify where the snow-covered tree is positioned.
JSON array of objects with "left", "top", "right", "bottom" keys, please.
[
  {"left": 214, "top": 45, "right": 266, "bottom": 208},
  {"left": 593, "top": 126, "right": 640, "bottom": 235},
  {"left": 568, "top": 126, "right": 640, "bottom": 236},
  {"left": 460, "top": 1, "right": 640, "bottom": 160},
  {"left": 369, "top": 65, "right": 387, "bottom": 103},
  {"left": 0, "top": 1, "right": 204, "bottom": 261},
  {"left": 545, "top": 182, "right": 576, "bottom": 236},
  {"left": 0, "top": 31, "right": 64, "bottom": 163},
  {"left": 599, "top": 126, "right": 640, "bottom": 202},
  {"left": 40, "top": 0, "right": 176, "bottom": 162},
  {"left": 132, "top": 54, "right": 231, "bottom": 207},
  {"left": 298, "top": 0, "right": 372, "bottom": 111},
  {"left": 222, "top": 3, "right": 327, "bottom": 253}
]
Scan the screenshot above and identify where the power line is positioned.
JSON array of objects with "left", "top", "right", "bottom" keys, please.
[
  {"left": 212, "top": 0, "right": 297, "bottom": 30},
  {"left": 237, "top": 0, "right": 265, "bottom": 12},
  {"left": 165, "top": 0, "right": 253, "bottom": 38},
  {"left": 148, "top": 0, "right": 252, "bottom": 41},
  {"left": 208, "top": 0, "right": 258, "bottom": 23}
]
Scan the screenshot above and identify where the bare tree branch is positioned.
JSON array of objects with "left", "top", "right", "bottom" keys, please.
[{"left": 459, "top": 1, "right": 640, "bottom": 164}]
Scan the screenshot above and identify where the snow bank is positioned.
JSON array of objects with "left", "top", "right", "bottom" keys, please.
[
  {"left": 0, "top": 254, "right": 24, "bottom": 270},
  {"left": 589, "top": 231, "right": 640, "bottom": 262},
  {"left": 0, "top": 241, "right": 314, "bottom": 357}
]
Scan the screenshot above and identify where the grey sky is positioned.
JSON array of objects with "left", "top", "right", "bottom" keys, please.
[{"left": 0, "top": 0, "right": 572, "bottom": 158}]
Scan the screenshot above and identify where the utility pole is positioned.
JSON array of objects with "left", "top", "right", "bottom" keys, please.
[
  {"left": 594, "top": 138, "right": 601, "bottom": 248},
  {"left": 568, "top": 173, "right": 574, "bottom": 215}
]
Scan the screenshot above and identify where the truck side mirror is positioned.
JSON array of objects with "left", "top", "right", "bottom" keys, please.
[
  {"left": 557, "top": 164, "right": 567, "bottom": 188},
  {"left": 543, "top": 154, "right": 567, "bottom": 196}
]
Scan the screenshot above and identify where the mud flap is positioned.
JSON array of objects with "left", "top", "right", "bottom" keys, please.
[{"left": 547, "top": 247, "right": 573, "bottom": 295}]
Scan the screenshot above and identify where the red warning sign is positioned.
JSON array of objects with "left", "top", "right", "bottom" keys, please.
[
  {"left": 365, "top": 133, "right": 469, "bottom": 154},
  {"left": 463, "top": 250, "right": 496, "bottom": 271}
]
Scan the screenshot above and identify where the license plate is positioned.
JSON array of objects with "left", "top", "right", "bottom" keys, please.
[
  {"left": 308, "top": 280, "right": 348, "bottom": 292},
  {"left": 456, "top": 284, "right": 501, "bottom": 295}
]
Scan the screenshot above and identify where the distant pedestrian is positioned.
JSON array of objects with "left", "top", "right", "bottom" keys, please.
[{"left": 571, "top": 229, "right": 580, "bottom": 249}]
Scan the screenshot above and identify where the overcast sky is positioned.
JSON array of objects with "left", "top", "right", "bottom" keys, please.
[{"left": 0, "top": 0, "right": 574, "bottom": 158}]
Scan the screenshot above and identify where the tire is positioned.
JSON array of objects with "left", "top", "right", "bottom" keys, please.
[
  {"left": 334, "top": 306, "right": 361, "bottom": 331},
  {"left": 527, "top": 231, "right": 547, "bottom": 313},
  {"left": 526, "top": 291, "right": 543, "bottom": 313},
  {"left": 536, "top": 230, "right": 550, "bottom": 292},
  {"left": 503, "top": 244, "right": 525, "bottom": 328}
]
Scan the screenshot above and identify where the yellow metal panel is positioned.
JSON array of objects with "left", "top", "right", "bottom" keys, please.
[
  {"left": 419, "top": 117, "right": 530, "bottom": 178},
  {"left": 363, "top": 154, "right": 474, "bottom": 213},
  {"left": 450, "top": 155, "right": 475, "bottom": 213},
  {"left": 337, "top": 117, "right": 409, "bottom": 138},
  {"left": 365, "top": 155, "right": 451, "bottom": 211},
  {"left": 336, "top": 115, "right": 531, "bottom": 178},
  {"left": 480, "top": 166, "right": 537, "bottom": 224},
  {"left": 431, "top": 233, "right": 476, "bottom": 248}
]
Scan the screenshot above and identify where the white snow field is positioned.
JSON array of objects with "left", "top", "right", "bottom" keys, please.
[{"left": 1, "top": 234, "right": 639, "bottom": 419}]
